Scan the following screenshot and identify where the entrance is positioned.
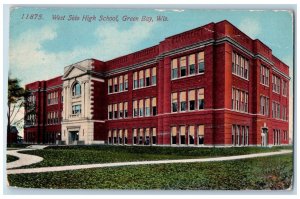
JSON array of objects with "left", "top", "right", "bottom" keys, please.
[
  {"left": 261, "top": 128, "right": 268, "bottom": 146},
  {"left": 69, "top": 131, "right": 79, "bottom": 145}
]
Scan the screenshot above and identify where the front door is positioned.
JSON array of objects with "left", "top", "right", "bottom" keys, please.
[
  {"left": 69, "top": 131, "right": 79, "bottom": 145},
  {"left": 261, "top": 128, "right": 268, "bottom": 146}
]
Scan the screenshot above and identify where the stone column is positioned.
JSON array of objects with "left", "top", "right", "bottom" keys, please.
[
  {"left": 82, "top": 82, "right": 85, "bottom": 118},
  {"left": 68, "top": 84, "right": 72, "bottom": 118},
  {"left": 63, "top": 86, "right": 67, "bottom": 119},
  {"left": 65, "top": 86, "right": 69, "bottom": 119},
  {"left": 85, "top": 81, "right": 89, "bottom": 118}
]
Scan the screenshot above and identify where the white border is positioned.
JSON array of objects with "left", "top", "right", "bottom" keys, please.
[{"left": 1, "top": 1, "right": 298, "bottom": 199}]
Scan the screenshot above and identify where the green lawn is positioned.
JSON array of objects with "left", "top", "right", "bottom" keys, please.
[
  {"left": 7, "top": 155, "right": 19, "bottom": 163},
  {"left": 7, "top": 154, "right": 293, "bottom": 190},
  {"left": 17, "top": 145, "right": 293, "bottom": 168}
]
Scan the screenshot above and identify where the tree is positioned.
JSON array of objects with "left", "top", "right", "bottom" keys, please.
[{"left": 7, "top": 77, "right": 34, "bottom": 135}]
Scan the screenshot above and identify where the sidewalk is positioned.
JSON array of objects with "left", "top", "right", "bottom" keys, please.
[
  {"left": 6, "top": 149, "right": 44, "bottom": 169},
  {"left": 7, "top": 149, "right": 292, "bottom": 175}
]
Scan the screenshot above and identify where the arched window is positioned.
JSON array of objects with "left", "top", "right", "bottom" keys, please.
[{"left": 72, "top": 82, "right": 81, "bottom": 96}]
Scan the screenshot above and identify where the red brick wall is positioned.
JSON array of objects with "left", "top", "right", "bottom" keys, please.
[{"left": 24, "top": 20, "right": 290, "bottom": 146}]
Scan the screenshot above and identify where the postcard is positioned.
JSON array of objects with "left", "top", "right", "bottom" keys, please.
[{"left": 5, "top": 6, "right": 294, "bottom": 192}]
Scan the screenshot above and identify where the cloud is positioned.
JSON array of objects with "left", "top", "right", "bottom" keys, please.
[
  {"left": 91, "top": 22, "right": 156, "bottom": 60},
  {"left": 9, "top": 22, "right": 157, "bottom": 86},
  {"left": 238, "top": 18, "right": 261, "bottom": 38},
  {"left": 10, "top": 25, "right": 58, "bottom": 70}
]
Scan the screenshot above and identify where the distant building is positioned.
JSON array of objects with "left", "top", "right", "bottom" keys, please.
[
  {"left": 8, "top": 126, "right": 19, "bottom": 145},
  {"left": 24, "top": 20, "right": 290, "bottom": 146}
]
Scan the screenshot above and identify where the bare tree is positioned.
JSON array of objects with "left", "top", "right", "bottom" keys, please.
[{"left": 7, "top": 78, "right": 35, "bottom": 134}]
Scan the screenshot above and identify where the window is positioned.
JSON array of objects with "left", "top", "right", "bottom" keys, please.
[
  {"left": 232, "top": 88, "right": 248, "bottom": 112},
  {"left": 171, "top": 59, "right": 178, "bottom": 79},
  {"left": 273, "top": 129, "right": 281, "bottom": 145},
  {"left": 139, "top": 70, "right": 144, "bottom": 88},
  {"left": 172, "top": 93, "right": 178, "bottom": 112},
  {"left": 272, "top": 75, "right": 281, "bottom": 94},
  {"left": 282, "top": 106, "right": 287, "bottom": 121},
  {"left": 241, "top": 126, "right": 245, "bottom": 146},
  {"left": 139, "top": 129, "right": 144, "bottom": 145},
  {"left": 54, "top": 112, "right": 57, "bottom": 123},
  {"left": 260, "top": 96, "right": 269, "bottom": 116},
  {"left": 171, "top": 126, "right": 177, "bottom": 145},
  {"left": 152, "top": 97, "right": 157, "bottom": 116},
  {"left": 189, "top": 126, "right": 195, "bottom": 145},
  {"left": 198, "top": 125, "right": 204, "bottom": 145},
  {"left": 48, "top": 92, "right": 59, "bottom": 105},
  {"left": 113, "top": 130, "right": 117, "bottom": 144},
  {"left": 180, "top": 57, "right": 187, "bottom": 77},
  {"left": 180, "top": 91, "right": 186, "bottom": 112},
  {"left": 145, "top": 98, "right": 150, "bottom": 116},
  {"left": 188, "top": 54, "right": 195, "bottom": 75},
  {"left": 283, "top": 130, "right": 288, "bottom": 141},
  {"left": 152, "top": 67, "right": 157, "bottom": 85},
  {"left": 118, "top": 129, "right": 123, "bottom": 144},
  {"left": 260, "top": 65, "right": 269, "bottom": 86},
  {"left": 47, "top": 93, "right": 51, "bottom": 105},
  {"left": 119, "top": 103, "right": 123, "bottom": 118},
  {"left": 124, "top": 130, "right": 128, "bottom": 144},
  {"left": 72, "top": 104, "right": 81, "bottom": 114},
  {"left": 198, "top": 88, "right": 204, "bottom": 110},
  {"left": 133, "top": 72, "right": 138, "bottom": 89},
  {"left": 113, "top": 78, "right": 118, "bottom": 92},
  {"left": 113, "top": 104, "right": 118, "bottom": 119},
  {"left": 145, "top": 128, "right": 150, "bottom": 145},
  {"left": 124, "top": 75, "right": 128, "bottom": 91},
  {"left": 198, "top": 52, "right": 205, "bottom": 73},
  {"left": 236, "top": 54, "right": 240, "bottom": 76},
  {"left": 108, "top": 105, "right": 113, "bottom": 119},
  {"left": 232, "top": 125, "right": 235, "bottom": 145},
  {"left": 108, "top": 79, "right": 113, "bottom": 93},
  {"left": 180, "top": 126, "right": 186, "bottom": 145},
  {"left": 152, "top": 128, "right": 157, "bottom": 145},
  {"left": 272, "top": 101, "right": 281, "bottom": 119},
  {"left": 240, "top": 56, "right": 245, "bottom": 78},
  {"left": 235, "top": 89, "right": 240, "bottom": 111},
  {"left": 133, "top": 129, "right": 137, "bottom": 145},
  {"left": 282, "top": 80, "right": 287, "bottom": 96},
  {"left": 189, "top": 90, "right": 196, "bottom": 111},
  {"left": 124, "top": 102, "right": 128, "bottom": 118},
  {"left": 236, "top": 125, "right": 240, "bottom": 145},
  {"left": 133, "top": 100, "right": 138, "bottom": 117},
  {"left": 108, "top": 130, "right": 112, "bottom": 144},
  {"left": 232, "top": 125, "right": 249, "bottom": 146},
  {"left": 119, "top": 76, "right": 123, "bottom": 92},
  {"left": 245, "top": 93, "right": 249, "bottom": 113},
  {"left": 139, "top": 100, "right": 144, "bottom": 116},
  {"left": 245, "top": 127, "right": 249, "bottom": 146},
  {"left": 145, "top": 69, "right": 150, "bottom": 86}
]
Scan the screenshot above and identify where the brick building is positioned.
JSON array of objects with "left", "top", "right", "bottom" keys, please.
[{"left": 24, "top": 20, "right": 290, "bottom": 146}]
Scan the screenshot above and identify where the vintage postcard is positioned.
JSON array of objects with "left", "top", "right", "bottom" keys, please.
[{"left": 5, "top": 6, "right": 294, "bottom": 192}]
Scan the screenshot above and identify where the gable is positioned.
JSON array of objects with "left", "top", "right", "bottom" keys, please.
[{"left": 63, "top": 66, "right": 87, "bottom": 79}]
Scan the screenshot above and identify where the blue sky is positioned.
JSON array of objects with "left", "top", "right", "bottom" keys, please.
[{"left": 9, "top": 7, "right": 293, "bottom": 85}]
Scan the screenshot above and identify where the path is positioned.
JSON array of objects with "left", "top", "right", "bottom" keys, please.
[
  {"left": 7, "top": 149, "right": 292, "bottom": 175},
  {"left": 6, "top": 146, "right": 47, "bottom": 169}
]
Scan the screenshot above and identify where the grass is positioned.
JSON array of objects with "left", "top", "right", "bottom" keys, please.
[
  {"left": 7, "top": 154, "right": 293, "bottom": 190},
  {"left": 17, "top": 145, "right": 293, "bottom": 168},
  {"left": 7, "top": 143, "right": 31, "bottom": 148},
  {"left": 7, "top": 155, "right": 19, "bottom": 163}
]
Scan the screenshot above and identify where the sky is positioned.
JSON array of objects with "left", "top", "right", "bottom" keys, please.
[{"left": 8, "top": 7, "right": 294, "bottom": 138}]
